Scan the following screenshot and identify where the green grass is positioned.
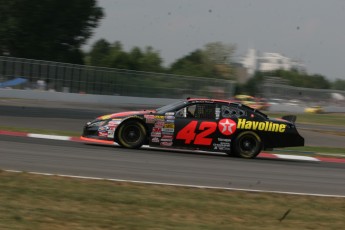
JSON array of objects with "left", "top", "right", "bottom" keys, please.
[{"left": 0, "top": 170, "right": 344, "bottom": 230}]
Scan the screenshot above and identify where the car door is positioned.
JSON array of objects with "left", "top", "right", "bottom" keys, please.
[{"left": 173, "top": 103, "right": 218, "bottom": 151}]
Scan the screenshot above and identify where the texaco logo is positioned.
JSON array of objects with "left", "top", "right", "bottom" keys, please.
[{"left": 218, "top": 118, "right": 237, "bottom": 135}]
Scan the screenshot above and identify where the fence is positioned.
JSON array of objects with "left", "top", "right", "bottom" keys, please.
[
  {"left": 1, "top": 55, "right": 343, "bottom": 103},
  {"left": 0, "top": 56, "right": 235, "bottom": 99},
  {"left": 262, "top": 83, "right": 345, "bottom": 105}
]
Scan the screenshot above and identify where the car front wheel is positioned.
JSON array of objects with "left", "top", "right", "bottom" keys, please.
[{"left": 116, "top": 120, "right": 147, "bottom": 148}]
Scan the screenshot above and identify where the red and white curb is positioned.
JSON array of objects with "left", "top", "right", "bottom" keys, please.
[{"left": 1, "top": 130, "right": 345, "bottom": 163}]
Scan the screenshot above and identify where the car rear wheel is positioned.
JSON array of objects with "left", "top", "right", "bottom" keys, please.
[
  {"left": 233, "top": 131, "right": 262, "bottom": 159},
  {"left": 116, "top": 120, "right": 146, "bottom": 148}
]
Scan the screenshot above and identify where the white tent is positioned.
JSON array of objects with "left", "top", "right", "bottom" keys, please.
[{"left": 331, "top": 92, "right": 345, "bottom": 100}]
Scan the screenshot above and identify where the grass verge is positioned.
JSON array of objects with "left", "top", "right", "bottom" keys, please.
[
  {"left": 267, "top": 112, "right": 345, "bottom": 126},
  {"left": 0, "top": 170, "right": 344, "bottom": 230}
]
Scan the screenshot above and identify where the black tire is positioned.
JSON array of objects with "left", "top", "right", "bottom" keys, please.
[
  {"left": 233, "top": 131, "right": 262, "bottom": 159},
  {"left": 116, "top": 120, "right": 146, "bottom": 149}
]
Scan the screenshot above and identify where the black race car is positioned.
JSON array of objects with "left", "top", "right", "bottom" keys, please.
[{"left": 81, "top": 98, "right": 304, "bottom": 159}]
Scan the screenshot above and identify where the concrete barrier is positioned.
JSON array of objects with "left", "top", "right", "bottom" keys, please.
[
  {"left": 1, "top": 89, "right": 344, "bottom": 113},
  {"left": 0, "top": 89, "right": 179, "bottom": 106}
]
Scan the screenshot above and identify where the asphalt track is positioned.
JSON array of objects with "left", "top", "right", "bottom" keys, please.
[
  {"left": 1, "top": 135, "right": 345, "bottom": 196},
  {"left": 0, "top": 100, "right": 344, "bottom": 147},
  {"left": 0, "top": 99, "right": 345, "bottom": 196}
]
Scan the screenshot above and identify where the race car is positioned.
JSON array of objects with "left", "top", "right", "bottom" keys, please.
[
  {"left": 81, "top": 98, "right": 304, "bottom": 159},
  {"left": 304, "top": 105, "right": 324, "bottom": 114},
  {"left": 232, "top": 95, "right": 270, "bottom": 110}
]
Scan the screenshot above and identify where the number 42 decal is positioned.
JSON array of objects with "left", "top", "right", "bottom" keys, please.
[
  {"left": 176, "top": 121, "right": 217, "bottom": 145},
  {"left": 176, "top": 119, "right": 237, "bottom": 145}
]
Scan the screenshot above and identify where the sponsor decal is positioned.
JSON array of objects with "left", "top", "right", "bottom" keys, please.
[
  {"left": 237, "top": 119, "right": 286, "bottom": 133},
  {"left": 151, "top": 132, "right": 162, "bottom": 137},
  {"left": 162, "top": 135, "right": 173, "bottom": 139},
  {"left": 165, "top": 112, "right": 175, "bottom": 116},
  {"left": 213, "top": 142, "right": 230, "bottom": 151},
  {"left": 154, "top": 115, "right": 165, "bottom": 120},
  {"left": 162, "top": 128, "right": 174, "bottom": 133},
  {"left": 107, "top": 125, "right": 118, "bottom": 131},
  {"left": 108, "top": 120, "right": 122, "bottom": 126},
  {"left": 165, "top": 115, "right": 175, "bottom": 120},
  {"left": 161, "top": 138, "right": 173, "bottom": 142},
  {"left": 165, "top": 119, "right": 175, "bottom": 123},
  {"left": 154, "top": 121, "right": 165, "bottom": 128},
  {"left": 100, "top": 115, "right": 111, "bottom": 120},
  {"left": 162, "top": 132, "right": 173, "bottom": 136},
  {"left": 144, "top": 115, "right": 155, "bottom": 124},
  {"left": 98, "top": 131, "right": 108, "bottom": 137},
  {"left": 151, "top": 137, "right": 160, "bottom": 143},
  {"left": 218, "top": 119, "right": 237, "bottom": 136},
  {"left": 163, "top": 123, "right": 175, "bottom": 128},
  {"left": 98, "top": 127, "right": 108, "bottom": 131},
  {"left": 192, "top": 100, "right": 214, "bottom": 104},
  {"left": 107, "top": 130, "right": 115, "bottom": 138},
  {"left": 218, "top": 138, "right": 231, "bottom": 142},
  {"left": 152, "top": 127, "right": 161, "bottom": 133},
  {"left": 160, "top": 141, "right": 173, "bottom": 147}
]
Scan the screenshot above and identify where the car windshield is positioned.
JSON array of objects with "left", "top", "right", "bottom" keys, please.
[{"left": 156, "top": 100, "right": 187, "bottom": 113}]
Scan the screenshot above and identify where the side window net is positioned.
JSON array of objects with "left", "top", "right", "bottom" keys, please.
[
  {"left": 222, "top": 106, "right": 246, "bottom": 118},
  {"left": 194, "top": 104, "right": 215, "bottom": 119}
]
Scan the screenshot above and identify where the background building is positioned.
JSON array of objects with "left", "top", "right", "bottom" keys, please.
[{"left": 239, "top": 49, "right": 306, "bottom": 79}]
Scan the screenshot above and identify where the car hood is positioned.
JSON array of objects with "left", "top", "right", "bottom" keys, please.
[{"left": 97, "top": 110, "right": 156, "bottom": 120}]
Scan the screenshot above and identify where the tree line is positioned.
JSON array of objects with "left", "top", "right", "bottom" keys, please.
[
  {"left": 85, "top": 39, "right": 235, "bottom": 80},
  {"left": 85, "top": 39, "right": 345, "bottom": 93},
  {"left": 0, "top": 0, "right": 344, "bottom": 94}
]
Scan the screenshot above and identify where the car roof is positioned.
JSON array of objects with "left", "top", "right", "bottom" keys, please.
[{"left": 186, "top": 98, "right": 235, "bottom": 104}]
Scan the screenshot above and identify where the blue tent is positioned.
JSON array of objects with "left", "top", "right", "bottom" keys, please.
[{"left": 0, "top": 77, "right": 28, "bottom": 88}]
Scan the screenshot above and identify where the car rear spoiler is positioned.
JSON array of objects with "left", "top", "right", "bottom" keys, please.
[{"left": 282, "top": 115, "right": 297, "bottom": 123}]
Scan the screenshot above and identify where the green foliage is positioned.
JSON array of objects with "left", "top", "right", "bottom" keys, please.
[
  {"left": 0, "top": 0, "right": 103, "bottom": 64},
  {"left": 85, "top": 40, "right": 164, "bottom": 72},
  {"left": 331, "top": 79, "right": 345, "bottom": 90},
  {"left": 86, "top": 40, "right": 236, "bottom": 78},
  {"left": 103, "top": 41, "right": 131, "bottom": 69},
  {"left": 204, "top": 42, "right": 235, "bottom": 65},
  {"left": 133, "top": 46, "right": 164, "bottom": 72},
  {"left": 86, "top": 39, "right": 111, "bottom": 66},
  {"left": 169, "top": 49, "right": 213, "bottom": 77},
  {"left": 169, "top": 42, "right": 236, "bottom": 79}
]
